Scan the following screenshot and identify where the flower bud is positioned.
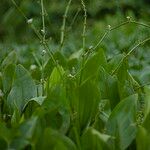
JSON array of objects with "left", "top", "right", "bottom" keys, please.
[
  {"left": 107, "top": 25, "right": 111, "bottom": 30},
  {"left": 27, "top": 18, "right": 33, "bottom": 24},
  {"left": 126, "top": 16, "right": 131, "bottom": 22}
]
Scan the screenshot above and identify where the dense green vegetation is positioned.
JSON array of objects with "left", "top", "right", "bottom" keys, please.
[{"left": 0, "top": 0, "right": 150, "bottom": 149}]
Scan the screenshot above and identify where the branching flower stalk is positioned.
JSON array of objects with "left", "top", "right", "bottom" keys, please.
[
  {"left": 11, "top": 0, "right": 63, "bottom": 78},
  {"left": 111, "top": 37, "right": 150, "bottom": 75},
  {"left": 92, "top": 17, "right": 150, "bottom": 53},
  {"left": 75, "top": 18, "right": 150, "bottom": 79},
  {"left": 60, "top": 0, "right": 72, "bottom": 51}
]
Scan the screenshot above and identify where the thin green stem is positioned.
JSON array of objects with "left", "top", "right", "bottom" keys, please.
[
  {"left": 32, "top": 52, "right": 42, "bottom": 68},
  {"left": 110, "top": 21, "right": 129, "bottom": 31},
  {"left": 81, "top": 0, "right": 87, "bottom": 51},
  {"left": 11, "top": 0, "right": 63, "bottom": 78},
  {"left": 41, "top": 0, "right": 46, "bottom": 41},
  {"left": 79, "top": 0, "right": 87, "bottom": 85},
  {"left": 68, "top": 7, "right": 81, "bottom": 31},
  {"left": 111, "top": 37, "right": 150, "bottom": 75},
  {"left": 40, "top": 0, "right": 46, "bottom": 94},
  {"left": 93, "top": 30, "right": 109, "bottom": 50},
  {"left": 60, "top": 0, "right": 72, "bottom": 51},
  {"left": 11, "top": 0, "right": 28, "bottom": 20},
  {"left": 131, "top": 21, "right": 150, "bottom": 28},
  {"left": 135, "top": 82, "right": 150, "bottom": 90},
  {"left": 92, "top": 20, "right": 150, "bottom": 52}
]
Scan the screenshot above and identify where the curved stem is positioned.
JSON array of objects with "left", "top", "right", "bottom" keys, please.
[{"left": 111, "top": 37, "right": 150, "bottom": 75}]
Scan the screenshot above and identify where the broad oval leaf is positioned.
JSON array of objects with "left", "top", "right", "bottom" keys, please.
[
  {"left": 1, "top": 51, "right": 17, "bottom": 69},
  {"left": 106, "top": 94, "right": 138, "bottom": 150},
  {"left": 7, "top": 64, "right": 37, "bottom": 113}
]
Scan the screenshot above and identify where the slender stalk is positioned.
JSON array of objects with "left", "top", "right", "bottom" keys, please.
[
  {"left": 93, "top": 30, "right": 109, "bottom": 50},
  {"left": 68, "top": 7, "right": 81, "bottom": 31},
  {"left": 60, "top": 0, "right": 72, "bottom": 51},
  {"left": 135, "top": 82, "right": 150, "bottom": 90},
  {"left": 11, "top": 0, "right": 63, "bottom": 78},
  {"left": 75, "top": 19, "right": 150, "bottom": 79},
  {"left": 40, "top": 0, "right": 46, "bottom": 95},
  {"left": 111, "top": 37, "right": 150, "bottom": 75},
  {"left": 41, "top": 0, "right": 46, "bottom": 41},
  {"left": 11, "top": 0, "right": 28, "bottom": 20},
  {"left": 79, "top": 0, "right": 87, "bottom": 84},
  {"left": 92, "top": 20, "right": 150, "bottom": 52},
  {"left": 32, "top": 53, "right": 42, "bottom": 68},
  {"left": 81, "top": 0, "right": 87, "bottom": 51},
  {"left": 131, "top": 21, "right": 150, "bottom": 28}
]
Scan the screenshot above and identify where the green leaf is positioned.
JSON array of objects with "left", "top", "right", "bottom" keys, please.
[
  {"left": 144, "top": 86, "right": 150, "bottom": 121},
  {"left": 136, "top": 126, "right": 150, "bottom": 150},
  {"left": 81, "top": 49, "right": 107, "bottom": 83},
  {"left": 81, "top": 127, "right": 111, "bottom": 150},
  {"left": 2, "top": 64, "right": 16, "bottom": 93},
  {"left": 0, "top": 137, "right": 8, "bottom": 150},
  {"left": 106, "top": 94, "right": 138, "bottom": 150},
  {"left": 45, "top": 66, "right": 70, "bottom": 134},
  {"left": 10, "top": 116, "right": 38, "bottom": 149},
  {"left": 47, "top": 66, "right": 64, "bottom": 90},
  {"left": 98, "top": 67, "right": 120, "bottom": 109},
  {"left": 0, "top": 122, "right": 11, "bottom": 143},
  {"left": 36, "top": 128, "right": 77, "bottom": 150},
  {"left": 7, "top": 64, "right": 37, "bottom": 113},
  {"left": 1, "top": 51, "right": 17, "bottom": 69},
  {"left": 44, "top": 51, "right": 66, "bottom": 78},
  {"left": 78, "top": 80, "right": 100, "bottom": 130},
  {"left": 23, "top": 96, "right": 46, "bottom": 110},
  {"left": 108, "top": 54, "right": 123, "bottom": 73},
  {"left": 20, "top": 116, "right": 38, "bottom": 139},
  {"left": 68, "top": 49, "right": 82, "bottom": 70}
]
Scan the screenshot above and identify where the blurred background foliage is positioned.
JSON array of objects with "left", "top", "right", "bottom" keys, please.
[
  {"left": 0, "top": 0, "right": 150, "bottom": 42},
  {"left": 0, "top": 0, "right": 150, "bottom": 84}
]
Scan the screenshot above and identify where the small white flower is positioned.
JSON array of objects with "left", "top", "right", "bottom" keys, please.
[
  {"left": 41, "top": 29, "right": 45, "bottom": 35},
  {"left": 89, "top": 45, "right": 93, "bottom": 50},
  {"left": 42, "top": 50, "right": 46, "bottom": 56},
  {"left": 27, "top": 18, "right": 33, "bottom": 24},
  {"left": 126, "top": 16, "right": 131, "bottom": 21},
  {"left": 30, "top": 64, "right": 37, "bottom": 71},
  {"left": 68, "top": 74, "right": 74, "bottom": 78}
]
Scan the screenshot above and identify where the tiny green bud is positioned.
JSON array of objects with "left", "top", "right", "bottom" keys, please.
[
  {"left": 42, "top": 50, "right": 46, "bottom": 56},
  {"left": 41, "top": 29, "right": 45, "bottom": 35},
  {"left": 126, "top": 16, "right": 131, "bottom": 22},
  {"left": 107, "top": 25, "right": 111, "bottom": 30}
]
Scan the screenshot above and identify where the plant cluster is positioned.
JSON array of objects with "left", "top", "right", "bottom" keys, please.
[{"left": 0, "top": 0, "right": 150, "bottom": 150}]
